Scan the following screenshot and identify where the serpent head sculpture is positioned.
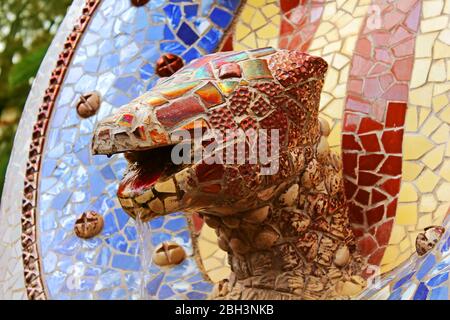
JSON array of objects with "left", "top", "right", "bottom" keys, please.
[{"left": 92, "top": 48, "right": 367, "bottom": 299}]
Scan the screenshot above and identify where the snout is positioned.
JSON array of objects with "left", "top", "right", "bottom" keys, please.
[{"left": 92, "top": 100, "right": 172, "bottom": 156}]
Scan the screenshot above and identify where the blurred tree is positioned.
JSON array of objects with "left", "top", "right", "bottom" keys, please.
[{"left": 0, "top": 0, "right": 72, "bottom": 198}]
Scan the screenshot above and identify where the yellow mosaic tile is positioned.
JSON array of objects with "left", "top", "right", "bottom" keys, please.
[
  {"left": 402, "top": 162, "right": 424, "bottom": 181},
  {"left": 208, "top": 268, "right": 230, "bottom": 283},
  {"left": 399, "top": 237, "right": 411, "bottom": 252},
  {"left": 436, "top": 182, "right": 450, "bottom": 201},
  {"left": 416, "top": 169, "right": 440, "bottom": 193},
  {"left": 431, "top": 123, "right": 449, "bottom": 143},
  {"left": 439, "top": 104, "right": 450, "bottom": 123},
  {"left": 423, "top": 1, "right": 444, "bottom": 18},
  {"left": 405, "top": 107, "right": 419, "bottom": 132},
  {"left": 419, "top": 108, "right": 431, "bottom": 126},
  {"left": 433, "top": 40, "right": 450, "bottom": 59},
  {"left": 417, "top": 213, "right": 433, "bottom": 229},
  {"left": 389, "top": 225, "right": 406, "bottom": 244},
  {"left": 421, "top": 16, "right": 449, "bottom": 32},
  {"left": 419, "top": 194, "right": 438, "bottom": 212},
  {"left": 233, "top": 0, "right": 281, "bottom": 51},
  {"left": 440, "top": 159, "right": 450, "bottom": 181},
  {"left": 409, "top": 84, "right": 433, "bottom": 106},
  {"left": 381, "top": 245, "right": 399, "bottom": 265},
  {"left": 399, "top": 183, "right": 418, "bottom": 202},
  {"left": 416, "top": 34, "right": 438, "bottom": 58},
  {"left": 433, "top": 204, "right": 448, "bottom": 221},
  {"left": 396, "top": 203, "right": 418, "bottom": 225},
  {"left": 410, "top": 59, "right": 432, "bottom": 88},
  {"left": 403, "top": 135, "right": 434, "bottom": 160},
  {"left": 197, "top": 224, "right": 230, "bottom": 283},
  {"left": 422, "top": 144, "right": 446, "bottom": 169},
  {"left": 423, "top": 114, "right": 442, "bottom": 135}
]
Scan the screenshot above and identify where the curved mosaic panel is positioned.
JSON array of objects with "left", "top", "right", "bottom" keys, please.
[
  {"left": 0, "top": 0, "right": 86, "bottom": 300},
  {"left": 21, "top": 0, "right": 243, "bottom": 300}
]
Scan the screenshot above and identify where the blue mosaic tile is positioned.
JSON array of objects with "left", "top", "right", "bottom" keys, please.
[
  {"left": 393, "top": 271, "right": 415, "bottom": 290},
  {"left": 198, "top": 28, "right": 222, "bottom": 52},
  {"left": 387, "top": 287, "right": 403, "bottom": 300},
  {"left": 164, "top": 4, "right": 182, "bottom": 29},
  {"left": 96, "top": 247, "right": 112, "bottom": 266},
  {"left": 159, "top": 284, "right": 176, "bottom": 299},
  {"left": 441, "top": 234, "right": 450, "bottom": 255},
  {"left": 106, "top": 234, "right": 128, "bottom": 252},
  {"left": 210, "top": 7, "right": 233, "bottom": 28},
  {"left": 187, "top": 292, "right": 208, "bottom": 300},
  {"left": 112, "top": 254, "right": 140, "bottom": 271},
  {"left": 184, "top": 4, "right": 198, "bottom": 19},
  {"left": 147, "top": 273, "right": 164, "bottom": 295},
  {"left": 165, "top": 217, "right": 187, "bottom": 232},
  {"left": 98, "top": 288, "right": 127, "bottom": 300},
  {"left": 192, "top": 282, "right": 213, "bottom": 292},
  {"left": 218, "top": 0, "right": 240, "bottom": 11},
  {"left": 430, "top": 287, "right": 448, "bottom": 300},
  {"left": 150, "top": 216, "right": 165, "bottom": 229},
  {"left": 428, "top": 272, "right": 448, "bottom": 287},
  {"left": 417, "top": 254, "right": 436, "bottom": 280},
  {"left": 177, "top": 22, "right": 199, "bottom": 45},
  {"left": 413, "top": 283, "right": 429, "bottom": 300},
  {"left": 183, "top": 47, "right": 202, "bottom": 61}
]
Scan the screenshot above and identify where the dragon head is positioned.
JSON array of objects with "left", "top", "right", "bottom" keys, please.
[{"left": 92, "top": 48, "right": 328, "bottom": 222}]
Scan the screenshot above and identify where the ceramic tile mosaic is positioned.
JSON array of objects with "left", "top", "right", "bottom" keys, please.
[
  {"left": 0, "top": 0, "right": 87, "bottom": 300},
  {"left": 341, "top": 0, "right": 423, "bottom": 270},
  {"left": 279, "top": 0, "right": 325, "bottom": 51},
  {"left": 23, "top": 0, "right": 241, "bottom": 300},
  {"left": 381, "top": 0, "right": 450, "bottom": 273},
  {"left": 232, "top": 0, "right": 281, "bottom": 50}
]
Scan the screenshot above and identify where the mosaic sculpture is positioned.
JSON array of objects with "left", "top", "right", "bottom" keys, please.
[
  {"left": 92, "top": 48, "right": 368, "bottom": 299},
  {"left": 1, "top": 0, "right": 449, "bottom": 301}
]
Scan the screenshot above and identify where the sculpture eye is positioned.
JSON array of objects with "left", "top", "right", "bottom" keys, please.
[{"left": 218, "top": 62, "right": 242, "bottom": 79}]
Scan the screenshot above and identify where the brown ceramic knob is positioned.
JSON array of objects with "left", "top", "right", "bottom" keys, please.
[
  {"left": 415, "top": 225, "right": 445, "bottom": 256},
  {"left": 334, "top": 245, "right": 350, "bottom": 267},
  {"left": 74, "top": 211, "right": 104, "bottom": 239},
  {"left": 156, "top": 53, "right": 184, "bottom": 77},
  {"left": 153, "top": 241, "right": 186, "bottom": 266},
  {"left": 76, "top": 92, "right": 101, "bottom": 118},
  {"left": 131, "top": 0, "right": 150, "bottom": 6}
]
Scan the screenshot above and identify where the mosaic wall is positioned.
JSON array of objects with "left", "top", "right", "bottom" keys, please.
[
  {"left": 381, "top": 0, "right": 450, "bottom": 273},
  {"left": 0, "top": 0, "right": 449, "bottom": 300}
]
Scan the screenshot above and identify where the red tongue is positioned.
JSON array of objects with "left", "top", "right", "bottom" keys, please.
[{"left": 118, "top": 166, "right": 162, "bottom": 197}]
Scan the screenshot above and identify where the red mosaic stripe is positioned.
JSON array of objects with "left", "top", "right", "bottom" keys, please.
[
  {"left": 279, "top": 0, "right": 325, "bottom": 51},
  {"left": 342, "top": 0, "right": 422, "bottom": 267}
]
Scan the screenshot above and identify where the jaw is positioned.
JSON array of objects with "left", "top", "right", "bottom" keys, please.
[{"left": 115, "top": 145, "right": 190, "bottom": 222}]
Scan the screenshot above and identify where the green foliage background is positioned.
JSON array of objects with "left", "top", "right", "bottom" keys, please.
[{"left": 0, "top": 0, "right": 72, "bottom": 199}]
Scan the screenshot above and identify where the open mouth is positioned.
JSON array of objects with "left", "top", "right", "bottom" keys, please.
[{"left": 117, "top": 145, "right": 186, "bottom": 197}]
